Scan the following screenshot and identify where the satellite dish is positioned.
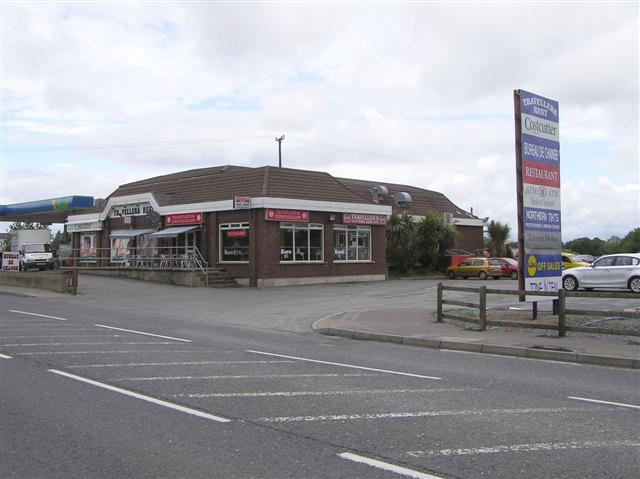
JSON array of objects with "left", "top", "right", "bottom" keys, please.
[
  {"left": 145, "top": 210, "right": 161, "bottom": 224},
  {"left": 94, "top": 198, "right": 107, "bottom": 210}
]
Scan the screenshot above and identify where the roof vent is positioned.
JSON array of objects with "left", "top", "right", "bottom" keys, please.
[
  {"left": 394, "top": 192, "right": 412, "bottom": 208},
  {"left": 368, "top": 185, "right": 389, "bottom": 204}
]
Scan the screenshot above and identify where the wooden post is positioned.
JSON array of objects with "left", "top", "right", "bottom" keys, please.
[
  {"left": 479, "top": 285, "right": 487, "bottom": 331},
  {"left": 532, "top": 301, "right": 538, "bottom": 320},
  {"left": 437, "top": 282, "right": 443, "bottom": 322},
  {"left": 558, "top": 289, "right": 566, "bottom": 337}
]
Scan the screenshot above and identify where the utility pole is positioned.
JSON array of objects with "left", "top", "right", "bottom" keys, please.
[{"left": 275, "top": 135, "right": 285, "bottom": 167}]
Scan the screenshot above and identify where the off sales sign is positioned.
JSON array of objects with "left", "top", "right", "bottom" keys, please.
[{"left": 518, "top": 90, "right": 561, "bottom": 293}]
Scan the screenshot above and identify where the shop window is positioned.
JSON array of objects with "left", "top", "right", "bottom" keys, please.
[
  {"left": 334, "top": 225, "right": 371, "bottom": 262},
  {"left": 280, "top": 223, "right": 324, "bottom": 262},
  {"left": 220, "top": 223, "right": 250, "bottom": 262}
]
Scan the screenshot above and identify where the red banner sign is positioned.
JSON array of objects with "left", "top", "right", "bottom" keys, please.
[
  {"left": 342, "top": 213, "right": 388, "bottom": 225},
  {"left": 165, "top": 213, "right": 202, "bottom": 226},
  {"left": 226, "top": 230, "right": 247, "bottom": 238},
  {"left": 265, "top": 209, "right": 309, "bottom": 222}
]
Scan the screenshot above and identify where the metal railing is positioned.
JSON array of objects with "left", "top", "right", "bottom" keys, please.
[
  {"left": 60, "top": 246, "right": 210, "bottom": 284},
  {"left": 437, "top": 283, "right": 640, "bottom": 337}
]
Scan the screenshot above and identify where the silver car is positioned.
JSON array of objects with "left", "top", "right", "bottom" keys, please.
[{"left": 562, "top": 253, "right": 640, "bottom": 293}]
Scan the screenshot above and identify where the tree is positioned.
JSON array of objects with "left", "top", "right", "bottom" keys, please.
[
  {"left": 8, "top": 221, "right": 50, "bottom": 231},
  {"left": 618, "top": 228, "right": 640, "bottom": 253},
  {"left": 416, "top": 213, "right": 458, "bottom": 272},
  {"left": 486, "top": 220, "right": 511, "bottom": 257},
  {"left": 386, "top": 213, "right": 418, "bottom": 273},
  {"left": 563, "top": 237, "right": 606, "bottom": 256}
]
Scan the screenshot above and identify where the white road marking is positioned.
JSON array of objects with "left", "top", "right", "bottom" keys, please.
[
  {"left": 17, "top": 350, "right": 200, "bottom": 356},
  {"left": 67, "top": 360, "right": 295, "bottom": 368},
  {"left": 246, "top": 350, "right": 442, "bottom": 380},
  {"left": 118, "top": 373, "right": 377, "bottom": 381},
  {"left": 48, "top": 369, "right": 230, "bottom": 423},
  {"left": 8, "top": 310, "right": 68, "bottom": 321},
  {"left": 94, "top": 324, "right": 192, "bottom": 343},
  {"left": 568, "top": 396, "right": 640, "bottom": 410},
  {"left": 175, "top": 388, "right": 466, "bottom": 399},
  {"left": 407, "top": 440, "right": 640, "bottom": 457},
  {"left": 0, "top": 335, "right": 124, "bottom": 339},
  {"left": 259, "top": 406, "right": 597, "bottom": 423},
  {"left": 2, "top": 341, "right": 174, "bottom": 347},
  {"left": 338, "top": 452, "right": 444, "bottom": 479},
  {"left": 0, "top": 327, "right": 96, "bottom": 330},
  {"left": 0, "top": 353, "right": 12, "bottom": 359}
]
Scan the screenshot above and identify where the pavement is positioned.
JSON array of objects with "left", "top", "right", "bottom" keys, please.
[
  {"left": 2, "top": 283, "right": 639, "bottom": 370},
  {"left": 313, "top": 307, "right": 640, "bottom": 369}
]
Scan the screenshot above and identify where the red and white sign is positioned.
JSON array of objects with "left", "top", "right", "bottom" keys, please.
[
  {"left": 234, "top": 196, "right": 252, "bottom": 209},
  {"left": 165, "top": 213, "right": 202, "bottom": 226},
  {"left": 2, "top": 252, "right": 20, "bottom": 272},
  {"left": 265, "top": 209, "right": 309, "bottom": 222},
  {"left": 342, "top": 213, "right": 388, "bottom": 226}
]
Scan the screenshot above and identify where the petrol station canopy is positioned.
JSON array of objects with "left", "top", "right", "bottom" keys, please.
[{"left": 0, "top": 196, "right": 95, "bottom": 224}]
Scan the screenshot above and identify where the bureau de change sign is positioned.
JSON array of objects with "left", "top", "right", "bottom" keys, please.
[{"left": 515, "top": 90, "right": 561, "bottom": 294}]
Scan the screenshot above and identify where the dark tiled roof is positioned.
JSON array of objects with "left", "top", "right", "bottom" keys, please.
[
  {"left": 335, "top": 177, "right": 476, "bottom": 219},
  {"left": 105, "top": 165, "right": 372, "bottom": 206}
]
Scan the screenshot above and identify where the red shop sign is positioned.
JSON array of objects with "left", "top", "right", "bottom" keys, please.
[
  {"left": 265, "top": 209, "right": 309, "bottom": 222},
  {"left": 166, "top": 212, "right": 203, "bottom": 226},
  {"left": 342, "top": 213, "right": 388, "bottom": 226},
  {"left": 226, "top": 230, "right": 247, "bottom": 238}
]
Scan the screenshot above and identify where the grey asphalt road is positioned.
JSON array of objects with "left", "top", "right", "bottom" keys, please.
[{"left": 1, "top": 276, "right": 639, "bottom": 479}]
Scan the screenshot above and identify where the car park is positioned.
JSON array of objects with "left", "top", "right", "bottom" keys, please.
[
  {"left": 447, "top": 257, "right": 503, "bottom": 280},
  {"left": 493, "top": 257, "right": 519, "bottom": 279},
  {"left": 561, "top": 252, "right": 589, "bottom": 270},
  {"left": 562, "top": 253, "right": 640, "bottom": 293}
]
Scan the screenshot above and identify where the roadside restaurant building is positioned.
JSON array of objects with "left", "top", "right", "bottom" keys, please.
[{"left": 66, "top": 165, "right": 484, "bottom": 286}]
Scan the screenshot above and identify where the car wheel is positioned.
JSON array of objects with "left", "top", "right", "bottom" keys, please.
[
  {"left": 479, "top": 271, "right": 487, "bottom": 280},
  {"left": 510, "top": 271, "right": 518, "bottom": 280},
  {"left": 448, "top": 271, "right": 456, "bottom": 279},
  {"left": 563, "top": 275, "right": 578, "bottom": 291},
  {"left": 629, "top": 277, "right": 640, "bottom": 293}
]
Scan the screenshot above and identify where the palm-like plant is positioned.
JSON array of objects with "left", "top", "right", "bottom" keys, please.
[{"left": 486, "top": 220, "right": 511, "bottom": 257}]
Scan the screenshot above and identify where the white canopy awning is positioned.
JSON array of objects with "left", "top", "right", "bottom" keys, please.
[
  {"left": 148, "top": 226, "right": 199, "bottom": 238},
  {"left": 109, "top": 229, "right": 155, "bottom": 238}
]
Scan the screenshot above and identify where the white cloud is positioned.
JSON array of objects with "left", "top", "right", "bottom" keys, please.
[{"left": 1, "top": 2, "right": 638, "bottom": 240}]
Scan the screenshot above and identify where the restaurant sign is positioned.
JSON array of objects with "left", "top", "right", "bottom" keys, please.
[
  {"left": 516, "top": 90, "right": 561, "bottom": 293},
  {"left": 234, "top": 196, "right": 252, "bottom": 209},
  {"left": 342, "top": 213, "right": 388, "bottom": 226},
  {"left": 166, "top": 213, "right": 202, "bottom": 226},
  {"left": 265, "top": 209, "right": 309, "bottom": 222},
  {"left": 66, "top": 221, "right": 103, "bottom": 232}
]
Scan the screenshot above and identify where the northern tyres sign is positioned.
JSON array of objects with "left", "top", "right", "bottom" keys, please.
[{"left": 518, "top": 90, "right": 561, "bottom": 293}]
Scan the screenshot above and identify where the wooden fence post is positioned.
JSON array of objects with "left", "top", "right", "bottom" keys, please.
[
  {"left": 479, "top": 285, "right": 487, "bottom": 331},
  {"left": 558, "top": 289, "right": 566, "bottom": 337},
  {"left": 437, "top": 282, "right": 443, "bottom": 322}
]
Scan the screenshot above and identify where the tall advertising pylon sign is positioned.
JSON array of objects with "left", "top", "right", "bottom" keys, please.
[{"left": 514, "top": 90, "right": 561, "bottom": 297}]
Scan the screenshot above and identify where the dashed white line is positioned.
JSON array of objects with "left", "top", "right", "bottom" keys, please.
[
  {"left": 48, "top": 369, "right": 230, "bottom": 423},
  {"left": 175, "top": 388, "right": 462, "bottom": 399},
  {"left": 246, "top": 350, "right": 442, "bottom": 380},
  {"left": 2, "top": 341, "right": 174, "bottom": 347},
  {"left": 407, "top": 440, "right": 640, "bottom": 457},
  {"left": 8, "top": 310, "right": 68, "bottom": 321},
  {"left": 568, "top": 396, "right": 640, "bottom": 410},
  {"left": 93, "top": 324, "right": 192, "bottom": 343},
  {"left": 0, "top": 353, "right": 12, "bottom": 359},
  {"left": 67, "top": 360, "right": 295, "bottom": 368},
  {"left": 338, "top": 452, "right": 444, "bottom": 479},
  {"left": 259, "top": 406, "right": 597, "bottom": 423},
  {"left": 118, "top": 373, "right": 377, "bottom": 381}
]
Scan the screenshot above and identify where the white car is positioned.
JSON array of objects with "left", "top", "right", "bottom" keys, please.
[{"left": 562, "top": 253, "right": 640, "bottom": 293}]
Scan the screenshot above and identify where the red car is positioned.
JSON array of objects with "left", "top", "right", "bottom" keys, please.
[{"left": 493, "top": 257, "right": 519, "bottom": 279}]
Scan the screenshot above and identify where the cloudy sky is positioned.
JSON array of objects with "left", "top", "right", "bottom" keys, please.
[{"left": 2, "top": 1, "right": 638, "bottom": 241}]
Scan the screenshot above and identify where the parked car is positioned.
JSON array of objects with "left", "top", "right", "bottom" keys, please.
[
  {"left": 561, "top": 252, "right": 590, "bottom": 270},
  {"left": 493, "top": 257, "right": 519, "bottom": 279},
  {"left": 447, "top": 257, "right": 503, "bottom": 280},
  {"left": 562, "top": 253, "right": 640, "bottom": 293},
  {"left": 573, "top": 254, "right": 595, "bottom": 263}
]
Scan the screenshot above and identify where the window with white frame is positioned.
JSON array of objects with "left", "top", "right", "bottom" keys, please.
[
  {"left": 280, "top": 223, "right": 324, "bottom": 262},
  {"left": 219, "top": 223, "right": 250, "bottom": 262},
  {"left": 334, "top": 225, "right": 371, "bottom": 261}
]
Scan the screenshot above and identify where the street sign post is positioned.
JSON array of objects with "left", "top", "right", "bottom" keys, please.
[{"left": 515, "top": 90, "right": 561, "bottom": 299}]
